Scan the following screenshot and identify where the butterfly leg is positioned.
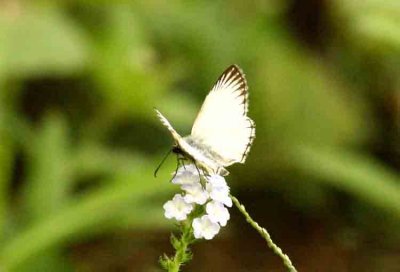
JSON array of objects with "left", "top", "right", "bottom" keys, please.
[
  {"left": 170, "top": 155, "right": 182, "bottom": 182},
  {"left": 181, "top": 158, "right": 187, "bottom": 170},
  {"left": 192, "top": 161, "right": 203, "bottom": 183},
  {"left": 176, "top": 156, "right": 187, "bottom": 171}
]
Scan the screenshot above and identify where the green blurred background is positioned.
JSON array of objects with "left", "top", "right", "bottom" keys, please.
[{"left": 0, "top": 0, "right": 399, "bottom": 271}]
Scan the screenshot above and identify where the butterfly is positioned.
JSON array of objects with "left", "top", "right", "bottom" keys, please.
[{"left": 155, "top": 65, "right": 255, "bottom": 176}]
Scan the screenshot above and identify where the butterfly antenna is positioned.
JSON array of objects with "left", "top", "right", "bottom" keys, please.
[{"left": 154, "top": 149, "right": 173, "bottom": 177}]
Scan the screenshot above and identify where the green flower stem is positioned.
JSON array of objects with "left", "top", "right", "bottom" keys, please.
[
  {"left": 160, "top": 220, "right": 195, "bottom": 272},
  {"left": 231, "top": 195, "right": 297, "bottom": 272},
  {"left": 170, "top": 224, "right": 193, "bottom": 272}
]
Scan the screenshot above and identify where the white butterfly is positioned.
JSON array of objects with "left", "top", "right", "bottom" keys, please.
[{"left": 155, "top": 65, "right": 255, "bottom": 176}]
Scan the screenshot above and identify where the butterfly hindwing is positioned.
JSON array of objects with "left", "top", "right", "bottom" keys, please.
[{"left": 191, "top": 65, "right": 255, "bottom": 165}]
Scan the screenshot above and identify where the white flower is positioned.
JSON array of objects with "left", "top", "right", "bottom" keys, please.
[
  {"left": 192, "top": 215, "right": 220, "bottom": 240},
  {"left": 207, "top": 174, "right": 228, "bottom": 188},
  {"left": 206, "top": 175, "right": 232, "bottom": 207},
  {"left": 213, "top": 193, "right": 232, "bottom": 207},
  {"left": 206, "top": 201, "right": 230, "bottom": 226},
  {"left": 176, "top": 164, "right": 198, "bottom": 176},
  {"left": 163, "top": 194, "right": 193, "bottom": 221},
  {"left": 182, "top": 183, "right": 209, "bottom": 205},
  {"left": 171, "top": 167, "right": 199, "bottom": 186}
]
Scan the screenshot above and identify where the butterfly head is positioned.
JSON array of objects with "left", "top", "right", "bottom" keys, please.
[
  {"left": 172, "top": 144, "right": 183, "bottom": 155},
  {"left": 154, "top": 144, "right": 187, "bottom": 177}
]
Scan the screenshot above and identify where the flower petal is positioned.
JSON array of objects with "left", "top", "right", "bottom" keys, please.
[
  {"left": 163, "top": 194, "right": 194, "bottom": 221},
  {"left": 206, "top": 201, "right": 230, "bottom": 226},
  {"left": 192, "top": 215, "right": 220, "bottom": 240},
  {"left": 182, "top": 183, "right": 209, "bottom": 205}
]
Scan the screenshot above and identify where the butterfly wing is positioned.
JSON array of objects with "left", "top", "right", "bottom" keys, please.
[
  {"left": 155, "top": 109, "right": 182, "bottom": 142},
  {"left": 191, "top": 65, "right": 255, "bottom": 165}
]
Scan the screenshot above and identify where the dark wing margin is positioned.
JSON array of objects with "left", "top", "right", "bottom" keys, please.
[
  {"left": 211, "top": 64, "right": 249, "bottom": 115},
  {"left": 220, "top": 65, "right": 254, "bottom": 163},
  {"left": 240, "top": 117, "right": 256, "bottom": 163}
]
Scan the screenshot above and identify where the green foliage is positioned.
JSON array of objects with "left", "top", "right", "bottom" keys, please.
[
  {"left": 0, "top": 5, "right": 88, "bottom": 77},
  {"left": 0, "top": 0, "right": 398, "bottom": 270},
  {"left": 159, "top": 222, "right": 195, "bottom": 272}
]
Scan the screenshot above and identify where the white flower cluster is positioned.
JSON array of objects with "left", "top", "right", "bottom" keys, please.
[{"left": 163, "top": 164, "right": 232, "bottom": 240}]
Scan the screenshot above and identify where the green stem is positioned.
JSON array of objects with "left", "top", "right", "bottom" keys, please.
[
  {"left": 231, "top": 195, "right": 297, "bottom": 272},
  {"left": 161, "top": 220, "right": 195, "bottom": 272},
  {"left": 171, "top": 228, "right": 192, "bottom": 271}
]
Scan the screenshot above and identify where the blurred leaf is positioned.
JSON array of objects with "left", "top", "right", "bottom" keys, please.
[
  {"left": 115, "top": 204, "right": 167, "bottom": 230},
  {"left": 0, "top": 71, "right": 13, "bottom": 241},
  {"left": 0, "top": 166, "right": 173, "bottom": 271},
  {"left": 72, "top": 144, "right": 142, "bottom": 180},
  {"left": 17, "top": 249, "right": 73, "bottom": 272},
  {"left": 335, "top": 0, "right": 400, "bottom": 52},
  {"left": 139, "top": 1, "right": 258, "bottom": 84},
  {"left": 293, "top": 144, "right": 400, "bottom": 218},
  {"left": 23, "top": 114, "right": 71, "bottom": 221},
  {"left": 0, "top": 122, "right": 13, "bottom": 242},
  {"left": 0, "top": 5, "right": 89, "bottom": 77},
  {"left": 356, "top": 15, "right": 400, "bottom": 49},
  {"left": 253, "top": 30, "right": 370, "bottom": 148},
  {"left": 91, "top": 5, "right": 164, "bottom": 117}
]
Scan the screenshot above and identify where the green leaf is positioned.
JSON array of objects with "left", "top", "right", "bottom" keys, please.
[
  {"left": 1, "top": 5, "right": 88, "bottom": 77},
  {"left": 292, "top": 145, "right": 400, "bottom": 218},
  {"left": 254, "top": 35, "right": 370, "bottom": 147},
  {"left": 91, "top": 5, "right": 165, "bottom": 118},
  {"left": 0, "top": 167, "right": 172, "bottom": 271},
  {"left": 170, "top": 233, "right": 180, "bottom": 250},
  {"left": 0, "top": 124, "right": 14, "bottom": 240},
  {"left": 335, "top": 0, "right": 400, "bottom": 51},
  {"left": 23, "top": 114, "right": 71, "bottom": 221}
]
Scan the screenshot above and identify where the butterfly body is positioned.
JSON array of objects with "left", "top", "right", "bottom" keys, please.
[
  {"left": 178, "top": 136, "right": 230, "bottom": 176},
  {"left": 156, "top": 65, "right": 255, "bottom": 176}
]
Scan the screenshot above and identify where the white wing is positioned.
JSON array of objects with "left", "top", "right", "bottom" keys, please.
[
  {"left": 154, "top": 108, "right": 182, "bottom": 142},
  {"left": 191, "top": 65, "right": 255, "bottom": 165}
]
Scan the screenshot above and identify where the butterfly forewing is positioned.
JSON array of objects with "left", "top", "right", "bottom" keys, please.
[
  {"left": 155, "top": 109, "right": 182, "bottom": 143},
  {"left": 191, "top": 65, "right": 255, "bottom": 165}
]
